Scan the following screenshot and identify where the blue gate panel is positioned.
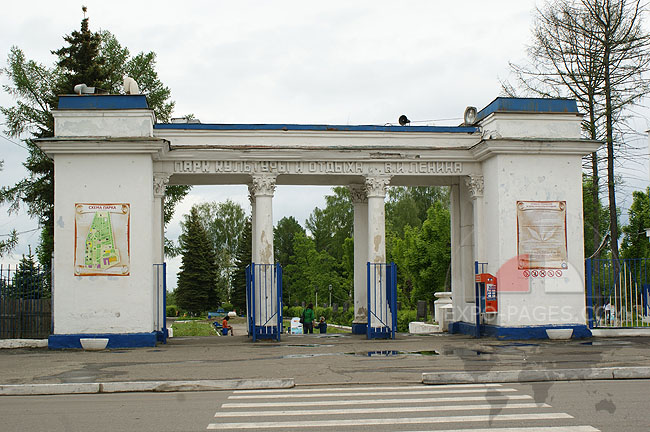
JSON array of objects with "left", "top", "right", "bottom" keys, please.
[
  {"left": 367, "top": 262, "right": 397, "bottom": 340},
  {"left": 246, "top": 263, "right": 283, "bottom": 342}
]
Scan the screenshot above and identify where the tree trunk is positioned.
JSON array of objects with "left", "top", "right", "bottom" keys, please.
[{"left": 588, "top": 96, "right": 600, "bottom": 260}]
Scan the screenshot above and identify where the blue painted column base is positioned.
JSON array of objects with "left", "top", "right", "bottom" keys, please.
[
  {"left": 351, "top": 323, "right": 367, "bottom": 334},
  {"left": 448, "top": 322, "right": 592, "bottom": 340},
  {"left": 48, "top": 332, "right": 158, "bottom": 349}
]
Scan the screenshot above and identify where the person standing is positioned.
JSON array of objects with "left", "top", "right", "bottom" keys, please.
[
  {"left": 303, "top": 303, "right": 315, "bottom": 334},
  {"left": 316, "top": 316, "right": 327, "bottom": 334}
]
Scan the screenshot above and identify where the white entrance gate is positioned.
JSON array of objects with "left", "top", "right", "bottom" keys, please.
[{"left": 40, "top": 95, "right": 598, "bottom": 348}]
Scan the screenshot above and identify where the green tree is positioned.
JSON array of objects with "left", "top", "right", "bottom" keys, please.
[
  {"left": 176, "top": 207, "right": 218, "bottom": 314},
  {"left": 305, "top": 187, "right": 353, "bottom": 261},
  {"left": 394, "top": 202, "right": 451, "bottom": 308},
  {"left": 0, "top": 161, "right": 18, "bottom": 257},
  {"left": 284, "top": 232, "right": 346, "bottom": 307},
  {"left": 12, "top": 246, "right": 46, "bottom": 299},
  {"left": 386, "top": 186, "right": 450, "bottom": 238},
  {"left": 274, "top": 216, "right": 305, "bottom": 267},
  {"left": 0, "top": 10, "right": 187, "bottom": 268},
  {"left": 621, "top": 188, "right": 650, "bottom": 259},
  {"left": 193, "top": 200, "right": 247, "bottom": 301},
  {"left": 583, "top": 174, "right": 610, "bottom": 257},
  {"left": 231, "top": 218, "right": 252, "bottom": 313},
  {"left": 506, "top": 0, "right": 650, "bottom": 261},
  {"left": 51, "top": 9, "right": 110, "bottom": 97}
]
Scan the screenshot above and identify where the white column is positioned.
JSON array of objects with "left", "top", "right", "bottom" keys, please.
[
  {"left": 247, "top": 184, "right": 257, "bottom": 263},
  {"left": 465, "top": 175, "right": 485, "bottom": 265},
  {"left": 349, "top": 184, "right": 368, "bottom": 331},
  {"left": 365, "top": 175, "right": 391, "bottom": 328},
  {"left": 250, "top": 174, "right": 276, "bottom": 326},
  {"left": 152, "top": 173, "right": 169, "bottom": 332},
  {"left": 251, "top": 174, "right": 275, "bottom": 264},
  {"left": 450, "top": 182, "right": 461, "bottom": 323},
  {"left": 152, "top": 173, "right": 169, "bottom": 264}
]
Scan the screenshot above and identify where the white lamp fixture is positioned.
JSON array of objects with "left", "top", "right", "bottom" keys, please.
[{"left": 463, "top": 106, "right": 477, "bottom": 125}]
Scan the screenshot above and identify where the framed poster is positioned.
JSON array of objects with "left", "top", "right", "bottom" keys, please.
[
  {"left": 517, "top": 201, "right": 567, "bottom": 270},
  {"left": 74, "top": 203, "right": 130, "bottom": 276}
]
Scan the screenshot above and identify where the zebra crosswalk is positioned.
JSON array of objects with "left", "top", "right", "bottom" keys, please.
[{"left": 206, "top": 383, "right": 600, "bottom": 431}]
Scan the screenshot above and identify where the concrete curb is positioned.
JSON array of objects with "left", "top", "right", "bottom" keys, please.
[
  {"left": 0, "top": 378, "right": 294, "bottom": 396},
  {"left": 422, "top": 367, "right": 650, "bottom": 384},
  {"left": 0, "top": 339, "right": 48, "bottom": 349}
]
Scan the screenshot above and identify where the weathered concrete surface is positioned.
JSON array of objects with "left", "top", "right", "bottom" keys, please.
[
  {"left": 422, "top": 367, "right": 650, "bottom": 384},
  {"left": 2, "top": 332, "right": 650, "bottom": 395}
]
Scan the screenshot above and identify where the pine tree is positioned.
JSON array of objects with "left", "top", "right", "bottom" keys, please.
[
  {"left": 176, "top": 207, "right": 218, "bottom": 315},
  {"left": 13, "top": 246, "right": 45, "bottom": 299},
  {"left": 231, "top": 218, "right": 252, "bottom": 314},
  {"left": 51, "top": 6, "right": 110, "bottom": 97},
  {"left": 1, "top": 8, "right": 186, "bottom": 269}
]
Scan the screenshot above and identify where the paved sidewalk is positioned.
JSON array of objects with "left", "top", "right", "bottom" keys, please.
[{"left": 2, "top": 331, "right": 650, "bottom": 392}]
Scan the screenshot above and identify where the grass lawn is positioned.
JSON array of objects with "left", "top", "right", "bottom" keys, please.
[{"left": 171, "top": 320, "right": 219, "bottom": 336}]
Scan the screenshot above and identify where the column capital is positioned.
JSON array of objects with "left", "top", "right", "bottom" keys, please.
[
  {"left": 465, "top": 174, "right": 484, "bottom": 198},
  {"left": 349, "top": 184, "right": 368, "bottom": 204},
  {"left": 250, "top": 174, "right": 277, "bottom": 197},
  {"left": 153, "top": 172, "right": 171, "bottom": 198},
  {"left": 364, "top": 176, "right": 391, "bottom": 198}
]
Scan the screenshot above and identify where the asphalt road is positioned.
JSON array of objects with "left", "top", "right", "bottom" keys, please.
[{"left": 0, "top": 379, "right": 646, "bottom": 431}]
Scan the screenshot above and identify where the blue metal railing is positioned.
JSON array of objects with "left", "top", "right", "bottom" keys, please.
[
  {"left": 246, "top": 263, "right": 283, "bottom": 341},
  {"left": 153, "top": 263, "right": 167, "bottom": 343},
  {"left": 586, "top": 258, "right": 650, "bottom": 328},
  {"left": 367, "top": 262, "right": 397, "bottom": 340}
]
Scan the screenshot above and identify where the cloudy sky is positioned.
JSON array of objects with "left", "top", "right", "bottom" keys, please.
[{"left": 1, "top": 1, "right": 649, "bottom": 289}]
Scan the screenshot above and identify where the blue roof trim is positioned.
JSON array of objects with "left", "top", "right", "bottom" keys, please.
[
  {"left": 154, "top": 123, "right": 479, "bottom": 133},
  {"left": 476, "top": 97, "right": 579, "bottom": 122},
  {"left": 57, "top": 95, "right": 149, "bottom": 110}
]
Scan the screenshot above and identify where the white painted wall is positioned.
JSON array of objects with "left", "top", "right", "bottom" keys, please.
[
  {"left": 52, "top": 153, "right": 156, "bottom": 334},
  {"left": 482, "top": 152, "right": 587, "bottom": 326},
  {"left": 53, "top": 110, "right": 155, "bottom": 137}
]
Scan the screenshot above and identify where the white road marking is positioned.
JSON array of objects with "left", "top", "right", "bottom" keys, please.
[
  {"left": 214, "top": 402, "right": 550, "bottom": 417},
  {"left": 233, "top": 383, "right": 503, "bottom": 394},
  {"left": 399, "top": 427, "right": 600, "bottom": 432},
  {"left": 207, "top": 412, "right": 574, "bottom": 429},
  {"left": 222, "top": 394, "right": 533, "bottom": 408},
  {"left": 228, "top": 387, "right": 517, "bottom": 399}
]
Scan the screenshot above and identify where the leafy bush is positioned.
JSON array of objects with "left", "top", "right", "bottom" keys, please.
[
  {"left": 166, "top": 305, "right": 178, "bottom": 317},
  {"left": 397, "top": 309, "right": 417, "bottom": 332},
  {"left": 284, "top": 306, "right": 303, "bottom": 319},
  {"left": 221, "top": 302, "right": 234, "bottom": 312},
  {"left": 282, "top": 305, "right": 353, "bottom": 326}
]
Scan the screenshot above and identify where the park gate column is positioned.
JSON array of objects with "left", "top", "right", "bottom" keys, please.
[
  {"left": 40, "top": 94, "right": 164, "bottom": 349},
  {"left": 349, "top": 184, "right": 368, "bottom": 334},
  {"left": 152, "top": 172, "right": 169, "bottom": 333},
  {"left": 365, "top": 175, "right": 391, "bottom": 328},
  {"left": 250, "top": 174, "right": 277, "bottom": 326}
]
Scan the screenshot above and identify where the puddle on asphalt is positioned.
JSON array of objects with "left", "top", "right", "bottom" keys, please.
[
  {"left": 499, "top": 343, "right": 539, "bottom": 347},
  {"left": 286, "top": 344, "right": 335, "bottom": 348},
  {"left": 345, "top": 350, "right": 441, "bottom": 357},
  {"left": 581, "top": 340, "right": 633, "bottom": 346},
  {"left": 281, "top": 353, "right": 342, "bottom": 359},
  {"left": 440, "top": 348, "right": 491, "bottom": 356}
]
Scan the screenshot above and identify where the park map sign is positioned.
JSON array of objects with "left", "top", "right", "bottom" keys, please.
[{"left": 74, "top": 203, "right": 130, "bottom": 276}]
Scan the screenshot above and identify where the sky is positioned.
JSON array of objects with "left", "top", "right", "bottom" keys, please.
[{"left": 1, "top": 0, "right": 649, "bottom": 290}]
